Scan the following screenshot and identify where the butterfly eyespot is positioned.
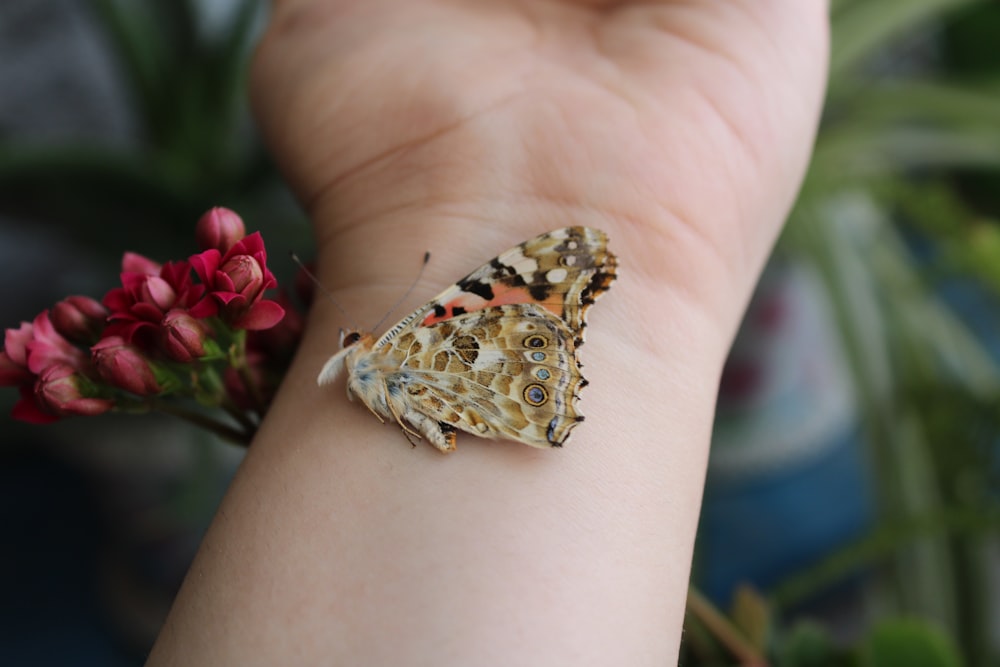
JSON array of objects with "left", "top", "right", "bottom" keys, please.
[
  {"left": 524, "top": 335, "right": 547, "bottom": 349},
  {"left": 535, "top": 368, "right": 551, "bottom": 380},
  {"left": 523, "top": 383, "right": 549, "bottom": 407},
  {"left": 342, "top": 331, "right": 362, "bottom": 347},
  {"left": 530, "top": 351, "right": 546, "bottom": 362}
]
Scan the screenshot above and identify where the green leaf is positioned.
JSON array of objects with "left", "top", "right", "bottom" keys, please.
[
  {"left": 776, "top": 622, "right": 844, "bottom": 667},
  {"left": 192, "top": 366, "right": 225, "bottom": 408},
  {"left": 150, "top": 363, "right": 184, "bottom": 395},
  {"left": 729, "top": 585, "right": 771, "bottom": 651},
  {"left": 860, "top": 619, "right": 964, "bottom": 667},
  {"left": 812, "top": 125, "right": 1000, "bottom": 181},
  {"left": 837, "top": 79, "right": 1000, "bottom": 128},
  {"left": 198, "top": 338, "right": 227, "bottom": 363},
  {"left": 830, "top": 0, "right": 981, "bottom": 76},
  {"left": 88, "top": 0, "right": 166, "bottom": 116}
]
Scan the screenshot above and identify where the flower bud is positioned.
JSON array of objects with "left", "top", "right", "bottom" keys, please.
[
  {"left": 196, "top": 207, "right": 246, "bottom": 253},
  {"left": 51, "top": 296, "right": 108, "bottom": 344},
  {"left": 139, "top": 276, "right": 177, "bottom": 312},
  {"left": 221, "top": 255, "right": 265, "bottom": 299},
  {"left": 36, "top": 364, "right": 114, "bottom": 417},
  {"left": 189, "top": 232, "right": 284, "bottom": 331},
  {"left": 160, "top": 309, "right": 210, "bottom": 362},
  {"left": 92, "top": 336, "right": 161, "bottom": 396}
]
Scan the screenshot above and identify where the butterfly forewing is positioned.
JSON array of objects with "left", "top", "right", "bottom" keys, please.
[{"left": 373, "top": 227, "right": 617, "bottom": 350}]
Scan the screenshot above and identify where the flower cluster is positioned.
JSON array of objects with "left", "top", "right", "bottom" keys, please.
[{"left": 0, "top": 208, "right": 305, "bottom": 444}]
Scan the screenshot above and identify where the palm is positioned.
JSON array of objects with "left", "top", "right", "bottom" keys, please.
[{"left": 253, "top": 0, "right": 826, "bottom": 333}]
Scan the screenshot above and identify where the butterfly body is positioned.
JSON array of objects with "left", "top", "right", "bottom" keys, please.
[{"left": 319, "top": 227, "right": 617, "bottom": 453}]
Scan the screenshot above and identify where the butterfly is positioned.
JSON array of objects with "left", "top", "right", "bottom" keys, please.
[{"left": 318, "top": 227, "right": 617, "bottom": 453}]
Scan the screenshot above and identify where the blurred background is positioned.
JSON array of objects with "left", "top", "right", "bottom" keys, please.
[{"left": 1, "top": 0, "right": 998, "bottom": 665}]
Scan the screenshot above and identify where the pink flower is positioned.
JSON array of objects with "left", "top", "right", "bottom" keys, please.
[
  {"left": 189, "top": 232, "right": 285, "bottom": 330},
  {"left": 51, "top": 296, "right": 109, "bottom": 344},
  {"left": 25, "top": 312, "right": 88, "bottom": 375},
  {"left": 121, "top": 251, "right": 163, "bottom": 276},
  {"left": 103, "top": 254, "right": 205, "bottom": 348},
  {"left": 0, "top": 322, "right": 36, "bottom": 386},
  {"left": 0, "top": 353, "right": 32, "bottom": 387},
  {"left": 2, "top": 317, "right": 99, "bottom": 423},
  {"left": 196, "top": 207, "right": 246, "bottom": 253},
  {"left": 246, "top": 292, "right": 304, "bottom": 358},
  {"left": 92, "top": 336, "right": 161, "bottom": 396},
  {"left": 11, "top": 386, "right": 60, "bottom": 424},
  {"left": 160, "top": 309, "right": 211, "bottom": 362},
  {"left": 2, "top": 323, "right": 54, "bottom": 424},
  {"left": 35, "top": 364, "right": 114, "bottom": 418}
]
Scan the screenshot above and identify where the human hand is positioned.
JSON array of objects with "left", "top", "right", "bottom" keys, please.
[{"left": 150, "top": 3, "right": 828, "bottom": 665}]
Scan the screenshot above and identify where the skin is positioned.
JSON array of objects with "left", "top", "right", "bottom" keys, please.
[{"left": 147, "top": 1, "right": 828, "bottom": 665}]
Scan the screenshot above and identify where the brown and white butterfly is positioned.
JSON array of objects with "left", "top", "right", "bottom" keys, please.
[{"left": 318, "top": 227, "right": 617, "bottom": 453}]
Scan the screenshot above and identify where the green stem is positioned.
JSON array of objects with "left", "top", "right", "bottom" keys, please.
[
  {"left": 686, "top": 587, "right": 769, "bottom": 667},
  {"left": 237, "top": 362, "right": 266, "bottom": 415},
  {"left": 150, "top": 399, "right": 251, "bottom": 446},
  {"left": 229, "top": 329, "right": 267, "bottom": 416},
  {"left": 223, "top": 399, "right": 258, "bottom": 434}
]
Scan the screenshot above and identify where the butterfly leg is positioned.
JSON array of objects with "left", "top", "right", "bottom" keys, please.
[
  {"left": 360, "top": 401, "right": 386, "bottom": 424},
  {"left": 383, "top": 378, "right": 424, "bottom": 447},
  {"left": 400, "top": 429, "right": 421, "bottom": 448}
]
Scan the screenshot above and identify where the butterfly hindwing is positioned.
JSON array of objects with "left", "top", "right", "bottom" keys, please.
[{"left": 383, "top": 305, "right": 585, "bottom": 448}]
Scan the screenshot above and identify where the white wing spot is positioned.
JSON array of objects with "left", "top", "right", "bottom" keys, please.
[
  {"left": 503, "top": 249, "right": 539, "bottom": 275},
  {"left": 546, "top": 268, "right": 568, "bottom": 283},
  {"left": 566, "top": 240, "right": 578, "bottom": 250},
  {"left": 563, "top": 255, "right": 577, "bottom": 266}
]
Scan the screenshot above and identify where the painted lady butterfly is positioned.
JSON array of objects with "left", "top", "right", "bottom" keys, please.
[{"left": 318, "top": 227, "right": 617, "bottom": 453}]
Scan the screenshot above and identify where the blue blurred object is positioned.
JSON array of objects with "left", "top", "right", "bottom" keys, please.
[
  {"left": 697, "top": 258, "right": 875, "bottom": 603},
  {"left": 699, "top": 425, "right": 873, "bottom": 601}
]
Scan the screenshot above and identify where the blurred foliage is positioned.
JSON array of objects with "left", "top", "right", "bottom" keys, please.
[
  {"left": 0, "top": 0, "right": 306, "bottom": 262},
  {"left": 686, "top": 587, "right": 966, "bottom": 667},
  {"left": 688, "top": 0, "right": 1000, "bottom": 665}
]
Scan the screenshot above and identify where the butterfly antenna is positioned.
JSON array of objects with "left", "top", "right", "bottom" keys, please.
[
  {"left": 370, "top": 251, "right": 431, "bottom": 333},
  {"left": 288, "top": 252, "right": 358, "bottom": 329}
]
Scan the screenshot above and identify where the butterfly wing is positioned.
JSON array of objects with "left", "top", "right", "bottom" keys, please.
[
  {"left": 383, "top": 305, "right": 587, "bottom": 448},
  {"left": 356, "top": 226, "right": 616, "bottom": 450},
  {"left": 373, "top": 226, "right": 617, "bottom": 349}
]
